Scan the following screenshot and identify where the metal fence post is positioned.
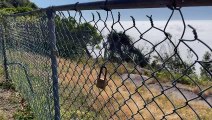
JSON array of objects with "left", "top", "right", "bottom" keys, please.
[
  {"left": 46, "top": 9, "right": 61, "bottom": 120},
  {"left": 1, "top": 19, "right": 9, "bottom": 81}
]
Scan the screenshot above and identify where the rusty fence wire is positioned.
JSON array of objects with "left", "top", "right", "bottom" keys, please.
[{"left": 0, "top": 1, "right": 212, "bottom": 120}]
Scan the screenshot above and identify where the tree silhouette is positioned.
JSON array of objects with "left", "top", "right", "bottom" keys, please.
[
  {"left": 0, "top": 0, "right": 37, "bottom": 9},
  {"left": 0, "top": 0, "right": 38, "bottom": 15},
  {"left": 55, "top": 16, "right": 102, "bottom": 58},
  {"left": 200, "top": 51, "right": 212, "bottom": 80},
  {"left": 106, "top": 30, "right": 148, "bottom": 67},
  {"left": 151, "top": 33, "right": 195, "bottom": 74}
]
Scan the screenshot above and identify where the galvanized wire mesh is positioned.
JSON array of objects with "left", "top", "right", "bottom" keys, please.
[
  {"left": 0, "top": 1, "right": 212, "bottom": 120},
  {"left": 1, "top": 13, "right": 54, "bottom": 119},
  {"left": 55, "top": 8, "right": 212, "bottom": 120}
]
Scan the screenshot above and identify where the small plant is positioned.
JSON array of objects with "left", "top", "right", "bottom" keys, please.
[
  {"left": 13, "top": 104, "right": 34, "bottom": 120},
  {"left": 155, "top": 70, "right": 201, "bottom": 85},
  {"left": 61, "top": 108, "right": 97, "bottom": 120},
  {"left": 0, "top": 81, "right": 15, "bottom": 90},
  {"left": 0, "top": 110, "right": 7, "bottom": 120},
  {"left": 0, "top": 66, "right": 4, "bottom": 76}
]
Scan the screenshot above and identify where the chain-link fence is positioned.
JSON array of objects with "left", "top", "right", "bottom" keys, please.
[
  {"left": 0, "top": 0, "right": 212, "bottom": 120},
  {"left": 1, "top": 12, "right": 54, "bottom": 119}
]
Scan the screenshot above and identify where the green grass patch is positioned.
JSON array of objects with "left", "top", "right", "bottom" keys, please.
[
  {"left": 0, "top": 81, "right": 15, "bottom": 90},
  {"left": 13, "top": 105, "right": 34, "bottom": 120}
]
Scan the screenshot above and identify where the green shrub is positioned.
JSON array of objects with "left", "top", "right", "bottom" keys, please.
[
  {"left": 156, "top": 70, "right": 199, "bottom": 85},
  {"left": 0, "top": 81, "right": 15, "bottom": 90},
  {"left": 13, "top": 105, "right": 34, "bottom": 120},
  {"left": 0, "top": 7, "right": 33, "bottom": 15},
  {"left": 0, "top": 66, "right": 4, "bottom": 76}
]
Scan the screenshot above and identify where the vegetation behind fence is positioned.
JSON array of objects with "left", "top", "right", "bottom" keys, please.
[{"left": 0, "top": 0, "right": 211, "bottom": 119}]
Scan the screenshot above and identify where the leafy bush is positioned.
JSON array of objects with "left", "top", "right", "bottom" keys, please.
[
  {"left": 0, "top": 81, "right": 15, "bottom": 90},
  {"left": 0, "top": 7, "right": 33, "bottom": 15},
  {"left": 156, "top": 70, "right": 199, "bottom": 85},
  {"left": 13, "top": 105, "right": 34, "bottom": 120},
  {"left": 55, "top": 16, "right": 102, "bottom": 59},
  {"left": 106, "top": 31, "right": 149, "bottom": 67}
]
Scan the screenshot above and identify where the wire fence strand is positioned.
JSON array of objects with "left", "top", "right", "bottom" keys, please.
[{"left": 0, "top": 1, "right": 211, "bottom": 120}]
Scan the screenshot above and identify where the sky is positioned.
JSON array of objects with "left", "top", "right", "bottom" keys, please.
[
  {"left": 29, "top": 0, "right": 212, "bottom": 73},
  {"left": 29, "top": 0, "right": 212, "bottom": 20}
]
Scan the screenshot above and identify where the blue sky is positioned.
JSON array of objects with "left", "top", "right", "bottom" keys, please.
[
  {"left": 30, "top": 0, "right": 212, "bottom": 20},
  {"left": 28, "top": 0, "right": 211, "bottom": 74}
]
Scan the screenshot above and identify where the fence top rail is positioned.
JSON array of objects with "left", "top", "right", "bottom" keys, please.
[{"left": 4, "top": 0, "right": 212, "bottom": 17}]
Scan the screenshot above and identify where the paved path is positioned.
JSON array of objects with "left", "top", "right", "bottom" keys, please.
[{"left": 121, "top": 74, "right": 212, "bottom": 108}]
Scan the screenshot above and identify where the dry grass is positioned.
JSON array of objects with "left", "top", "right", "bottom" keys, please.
[
  {"left": 192, "top": 86, "right": 212, "bottom": 98},
  {"left": 0, "top": 110, "right": 7, "bottom": 120},
  {"left": 4, "top": 50, "right": 211, "bottom": 120},
  {"left": 7, "top": 51, "right": 211, "bottom": 119},
  {"left": 6, "top": 51, "right": 212, "bottom": 119},
  {"left": 0, "top": 79, "right": 23, "bottom": 120},
  {"left": 58, "top": 58, "right": 212, "bottom": 120}
]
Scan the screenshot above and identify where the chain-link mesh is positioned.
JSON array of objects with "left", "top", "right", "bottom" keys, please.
[
  {"left": 2, "top": 13, "right": 54, "bottom": 119},
  {"left": 55, "top": 8, "right": 212, "bottom": 119},
  {"left": 1, "top": 1, "right": 212, "bottom": 120}
]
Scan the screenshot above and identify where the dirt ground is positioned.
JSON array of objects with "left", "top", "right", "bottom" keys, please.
[
  {"left": 0, "top": 78, "right": 22, "bottom": 120},
  {"left": 0, "top": 87, "right": 21, "bottom": 120}
]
